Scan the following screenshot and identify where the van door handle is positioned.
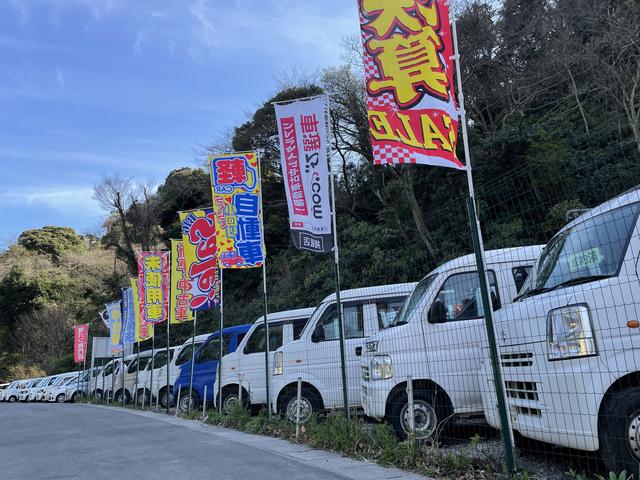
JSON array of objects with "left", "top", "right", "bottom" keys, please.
[{"left": 355, "top": 347, "right": 362, "bottom": 357}]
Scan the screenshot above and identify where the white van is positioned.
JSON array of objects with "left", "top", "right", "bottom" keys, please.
[
  {"left": 95, "top": 357, "right": 131, "bottom": 401},
  {"left": 118, "top": 350, "right": 154, "bottom": 403},
  {"left": 149, "top": 345, "right": 182, "bottom": 408},
  {"left": 360, "top": 246, "right": 542, "bottom": 439},
  {"left": 271, "top": 283, "right": 416, "bottom": 422},
  {"left": 217, "top": 308, "right": 314, "bottom": 412},
  {"left": 480, "top": 186, "right": 640, "bottom": 475},
  {"left": 47, "top": 374, "right": 82, "bottom": 403},
  {"left": 28, "top": 377, "right": 52, "bottom": 402},
  {"left": 18, "top": 378, "right": 41, "bottom": 402},
  {"left": 2, "top": 381, "right": 24, "bottom": 402},
  {"left": 0, "top": 381, "right": 19, "bottom": 401}
]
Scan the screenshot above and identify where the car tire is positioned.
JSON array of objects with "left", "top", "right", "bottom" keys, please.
[
  {"left": 221, "top": 388, "right": 249, "bottom": 414},
  {"left": 279, "top": 387, "right": 322, "bottom": 424},
  {"left": 179, "top": 390, "right": 200, "bottom": 412},
  {"left": 160, "top": 388, "right": 173, "bottom": 409},
  {"left": 599, "top": 387, "right": 640, "bottom": 478},
  {"left": 388, "top": 388, "right": 448, "bottom": 441},
  {"left": 114, "top": 390, "right": 129, "bottom": 405},
  {"left": 8, "top": 396, "right": 17, "bottom": 403},
  {"left": 56, "top": 394, "right": 66, "bottom": 403}
]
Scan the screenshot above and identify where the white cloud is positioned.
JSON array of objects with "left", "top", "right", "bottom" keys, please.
[{"left": 0, "top": 186, "right": 103, "bottom": 218}]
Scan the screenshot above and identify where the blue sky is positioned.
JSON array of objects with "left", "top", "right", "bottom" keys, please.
[{"left": 0, "top": 0, "right": 360, "bottom": 245}]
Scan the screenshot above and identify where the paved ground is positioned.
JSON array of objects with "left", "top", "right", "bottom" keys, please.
[{"left": 0, "top": 403, "right": 425, "bottom": 480}]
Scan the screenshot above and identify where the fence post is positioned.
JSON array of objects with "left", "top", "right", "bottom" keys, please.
[
  {"left": 406, "top": 375, "right": 415, "bottom": 434},
  {"left": 203, "top": 385, "right": 207, "bottom": 420},
  {"left": 295, "top": 377, "right": 302, "bottom": 440},
  {"left": 238, "top": 373, "right": 244, "bottom": 406},
  {"left": 175, "top": 384, "right": 182, "bottom": 417}
]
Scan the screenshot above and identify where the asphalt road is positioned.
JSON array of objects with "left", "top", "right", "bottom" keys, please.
[{"left": 0, "top": 403, "right": 351, "bottom": 480}]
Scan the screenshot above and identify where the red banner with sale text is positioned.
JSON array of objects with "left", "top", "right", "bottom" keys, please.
[
  {"left": 358, "top": 0, "right": 463, "bottom": 169},
  {"left": 73, "top": 323, "right": 89, "bottom": 364}
]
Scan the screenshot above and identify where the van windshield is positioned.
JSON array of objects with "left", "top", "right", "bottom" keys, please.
[
  {"left": 389, "top": 274, "right": 437, "bottom": 327},
  {"left": 518, "top": 202, "right": 639, "bottom": 299}
]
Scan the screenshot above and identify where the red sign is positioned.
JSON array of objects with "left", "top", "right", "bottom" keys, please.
[
  {"left": 358, "top": 0, "right": 464, "bottom": 169},
  {"left": 74, "top": 324, "right": 89, "bottom": 364}
]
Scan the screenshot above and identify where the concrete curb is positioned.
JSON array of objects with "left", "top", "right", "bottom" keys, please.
[{"left": 80, "top": 403, "right": 429, "bottom": 480}]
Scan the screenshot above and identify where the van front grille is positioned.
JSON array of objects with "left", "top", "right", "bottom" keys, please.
[{"left": 501, "top": 352, "right": 533, "bottom": 367}]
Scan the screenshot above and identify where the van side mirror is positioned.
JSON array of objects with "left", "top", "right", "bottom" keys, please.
[
  {"left": 491, "top": 290, "right": 501, "bottom": 311},
  {"left": 428, "top": 301, "right": 448, "bottom": 324},
  {"left": 311, "top": 323, "right": 325, "bottom": 343}
]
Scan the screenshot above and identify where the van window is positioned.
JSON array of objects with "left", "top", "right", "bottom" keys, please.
[
  {"left": 198, "top": 334, "right": 232, "bottom": 362},
  {"left": 512, "top": 266, "right": 532, "bottom": 293},
  {"left": 176, "top": 344, "right": 198, "bottom": 367},
  {"left": 153, "top": 349, "right": 175, "bottom": 370},
  {"left": 313, "top": 304, "right": 364, "bottom": 342},
  {"left": 522, "top": 203, "right": 640, "bottom": 296},
  {"left": 377, "top": 300, "right": 406, "bottom": 329},
  {"left": 292, "top": 318, "right": 308, "bottom": 340},
  {"left": 435, "top": 271, "right": 499, "bottom": 321},
  {"left": 244, "top": 324, "right": 284, "bottom": 354}
]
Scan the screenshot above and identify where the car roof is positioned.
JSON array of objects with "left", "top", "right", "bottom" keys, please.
[
  {"left": 251, "top": 307, "right": 315, "bottom": 326},
  {"left": 321, "top": 283, "right": 418, "bottom": 304},
  {"left": 429, "top": 245, "right": 545, "bottom": 275},
  {"left": 561, "top": 184, "right": 640, "bottom": 232},
  {"left": 204, "top": 323, "right": 252, "bottom": 341}
]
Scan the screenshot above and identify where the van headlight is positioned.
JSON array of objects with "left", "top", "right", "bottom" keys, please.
[
  {"left": 273, "top": 351, "right": 283, "bottom": 376},
  {"left": 370, "top": 355, "right": 393, "bottom": 380},
  {"left": 547, "top": 304, "right": 597, "bottom": 360}
]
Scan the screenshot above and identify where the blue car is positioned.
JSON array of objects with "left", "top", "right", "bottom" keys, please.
[{"left": 174, "top": 324, "right": 251, "bottom": 411}]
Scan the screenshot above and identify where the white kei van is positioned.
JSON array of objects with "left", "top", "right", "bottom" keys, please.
[
  {"left": 149, "top": 345, "right": 184, "bottom": 408},
  {"left": 480, "top": 186, "right": 640, "bottom": 475},
  {"left": 118, "top": 350, "right": 154, "bottom": 403},
  {"left": 271, "top": 283, "right": 416, "bottom": 422},
  {"left": 360, "top": 246, "right": 543, "bottom": 439},
  {"left": 217, "top": 308, "right": 314, "bottom": 412}
]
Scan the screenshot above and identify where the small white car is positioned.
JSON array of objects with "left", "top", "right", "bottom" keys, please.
[
  {"left": 360, "top": 246, "right": 542, "bottom": 439},
  {"left": 480, "top": 185, "right": 640, "bottom": 475},
  {"left": 271, "top": 283, "right": 416, "bottom": 422},
  {"left": 48, "top": 374, "right": 85, "bottom": 403},
  {"left": 1, "top": 381, "right": 21, "bottom": 402},
  {"left": 18, "top": 379, "right": 40, "bottom": 402},
  {"left": 146, "top": 346, "right": 180, "bottom": 408},
  {"left": 217, "top": 308, "right": 314, "bottom": 412}
]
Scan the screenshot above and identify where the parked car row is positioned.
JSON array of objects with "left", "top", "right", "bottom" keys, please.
[{"left": 0, "top": 370, "right": 96, "bottom": 403}]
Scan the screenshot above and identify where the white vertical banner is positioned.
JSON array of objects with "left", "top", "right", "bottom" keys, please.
[{"left": 275, "top": 95, "right": 333, "bottom": 253}]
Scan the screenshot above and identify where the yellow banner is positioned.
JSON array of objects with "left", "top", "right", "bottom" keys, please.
[
  {"left": 131, "top": 277, "right": 153, "bottom": 341},
  {"left": 170, "top": 240, "right": 194, "bottom": 324}
]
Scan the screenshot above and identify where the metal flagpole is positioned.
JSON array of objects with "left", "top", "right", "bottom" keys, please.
[
  {"left": 325, "top": 98, "right": 349, "bottom": 419},
  {"left": 76, "top": 362, "right": 81, "bottom": 402},
  {"left": 451, "top": 14, "right": 516, "bottom": 474},
  {"left": 82, "top": 358, "right": 86, "bottom": 397},
  {"left": 165, "top": 250, "right": 171, "bottom": 414},
  {"left": 120, "top": 347, "right": 125, "bottom": 406},
  {"left": 149, "top": 335, "right": 155, "bottom": 409},
  {"left": 188, "top": 312, "right": 197, "bottom": 414},
  {"left": 256, "top": 152, "right": 270, "bottom": 415},
  {"left": 134, "top": 341, "right": 140, "bottom": 408},
  {"left": 217, "top": 271, "right": 224, "bottom": 414}
]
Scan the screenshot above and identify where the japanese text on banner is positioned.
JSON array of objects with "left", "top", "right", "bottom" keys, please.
[
  {"left": 106, "top": 301, "right": 123, "bottom": 354},
  {"left": 275, "top": 96, "right": 334, "bottom": 254},
  {"left": 209, "top": 152, "right": 265, "bottom": 268},
  {"left": 358, "top": 0, "right": 463, "bottom": 169},
  {"left": 179, "top": 209, "right": 221, "bottom": 310},
  {"left": 170, "top": 239, "right": 196, "bottom": 322},
  {"left": 137, "top": 252, "right": 170, "bottom": 324},
  {"left": 73, "top": 324, "right": 89, "bottom": 364},
  {"left": 131, "top": 277, "right": 153, "bottom": 341},
  {"left": 121, "top": 287, "right": 136, "bottom": 345}
]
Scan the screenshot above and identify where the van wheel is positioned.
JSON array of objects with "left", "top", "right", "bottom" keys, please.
[
  {"left": 280, "top": 388, "right": 321, "bottom": 424},
  {"left": 114, "top": 390, "right": 129, "bottom": 405},
  {"left": 388, "top": 389, "right": 446, "bottom": 441},
  {"left": 221, "top": 388, "right": 249, "bottom": 414},
  {"left": 160, "top": 388, "right": 173, "bottom": 409},
  {"left": 599, "top": 387, "right": 640, "bottom": 477},
  {"left": 56, "top": 394, "right": 66, "bottom": 403},
  {"left": 179, "top": 390, "right": 199, "bottom": 412},
  {"left": 136, "top": 389, "right": 149, "bottom": 407},
  {"left": 8, "top": 396, "right": 17, "bottom": 403}
]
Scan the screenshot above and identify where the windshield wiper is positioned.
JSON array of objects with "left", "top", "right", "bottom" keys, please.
[
  {"left": 514, "top": 286, "right": 553, "bottom": 302},
  {"left": 549, "top": 275, "right": 611, "bottom": 291}
]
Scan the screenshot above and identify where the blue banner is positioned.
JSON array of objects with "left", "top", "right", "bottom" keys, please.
[{"left": 121, "top": 288, "right": 136, "bottom": 345}]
